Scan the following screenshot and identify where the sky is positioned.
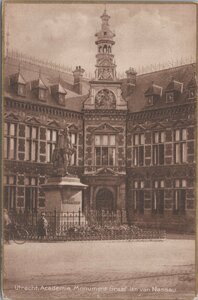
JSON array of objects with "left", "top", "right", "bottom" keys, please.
[{"left": 4, "top": 3, "right": 196, "bottom": 77}]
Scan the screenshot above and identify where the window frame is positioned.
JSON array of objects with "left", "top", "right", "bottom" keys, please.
[
  {"left": 166, "top": 92, "right": 174, "bottom": 103},
  {"left": 132, "top": 133, "right": 145, "bottom": 167},
  {"left": 133, "top": 180, "right": 144, "bottom": 214},
  {"left": 4, "top": 122, "right": 18, "bottom": 160},
  {"left": 152, "top": 131, "right": 165, "bottom": 166},
  {"left": 152, "top": 180, "right": 165, "bottom": 214},
  {"left": 46, "top": 128, "right": 58, "bottom": 163},
  {"left": 173, "top": 128, "right": 187, "bottom": 164},
  {"left": 173, "top": 179, "right": 186, "bottom": 214},
  {"left": 25, "top": 125, "right": 39, "bottom": 162},
  {"left": 3, "top": 175, "right": 17, "bottom": 211},
  {"left": 94, "top": 134, "right": 116, "bottom": 167}
]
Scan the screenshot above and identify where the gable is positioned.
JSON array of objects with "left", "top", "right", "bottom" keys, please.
[
  {"left": 150, "top": 122, "right": 166, "bottom": 130},
  {"left": 94, "top": 167, "right": 118, "bottom": 176},
  {"left": 92, "top": 123, "right": 120, "bottom": 133},
  {"left": 132, "top": 124, "right": 146, "bottom": 132},
  {"left": 26, "top": 116, "right": 41, "bottom": 125},
  {"left": 68, "top": 123, "right": 78, "bottom": 131},
  {"left": 172, "top": 120, "right": 189, "bottom": 128},
  {"left": 47, "top": 120, "right": 60, "bottom": 128},
  {"left": 5, "top": 112, "right": 20, "bottom": 122}
]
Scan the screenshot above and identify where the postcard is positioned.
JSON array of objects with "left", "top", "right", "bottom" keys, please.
[{"left": 2, "top": 1, "right": 197, "bottom": 300}]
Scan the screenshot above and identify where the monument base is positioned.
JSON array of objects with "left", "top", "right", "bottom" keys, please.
[{"left": 42, "top": 176, "right": 88, "bottom": 228}]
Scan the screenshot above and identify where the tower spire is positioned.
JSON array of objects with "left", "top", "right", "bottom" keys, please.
[{"left": 94, "top": 10, "right": 116, "bottom": 81}]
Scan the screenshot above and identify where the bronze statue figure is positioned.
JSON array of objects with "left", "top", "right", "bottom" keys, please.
[{"left": 52, "top": 127, "right": 76, "bottom": 176}]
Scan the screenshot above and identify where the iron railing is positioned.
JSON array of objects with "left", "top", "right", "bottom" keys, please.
[{"left": 8, "top": 210, "right": 166, "bottom": 240}]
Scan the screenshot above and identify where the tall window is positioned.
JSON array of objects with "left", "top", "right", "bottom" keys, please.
[
  {"left": 95, "top": 135, "right": 116, "bottom": 166},
  {"left": 4, "top": 175, "right": 16, "bottom": 210},
  {"left": 133, "top": 133, "right": 144, "bottom": 166},
  {"left": 25, "top": 126, "right": 39, "bottom": 161},
  {"left": 25, "top": 177, "right": 38, "bottom": 212},
  {"left": 69, "top": 132, "right": 77, "bottom": 165},
  {"left": 133, "top": 181, "right": 144, "bottom": 214},
  {"left": 47, "top": 129, "right": 57, "bottom": 162},
  {"left": 174, "top": 129, "right": 187, "bottom": 164},
  {"left": 153, "top": 131, "right": 165, "bottom": 165},
  {"left": 4, "top": 123, "right": 17, "bottom": 160},
  {"left": 152, "top": 180, "right": 165, "bottom": 214},
  {"left": 173, "top": 179, "right": 186, "bottom": 214}
]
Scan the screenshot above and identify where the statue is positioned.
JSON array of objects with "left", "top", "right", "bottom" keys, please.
[{"left": 52, "top": 127, "right": 76, "bottom": 176}]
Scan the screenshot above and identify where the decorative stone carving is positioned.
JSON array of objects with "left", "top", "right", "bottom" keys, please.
[
  {"left": 95, "top": 89, "right": 116, "bottom": 109},
  {"left": 98, "top": 68, "right": 113, "bottom": 80}
]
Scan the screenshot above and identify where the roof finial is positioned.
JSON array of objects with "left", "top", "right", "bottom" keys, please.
[{"left": 58, "top": 72, "right": 61, "bottom": 84}]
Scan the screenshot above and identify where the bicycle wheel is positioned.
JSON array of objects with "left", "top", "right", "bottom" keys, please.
[{"left": 13, "top": 228, "right": 28, "bottom": 244}]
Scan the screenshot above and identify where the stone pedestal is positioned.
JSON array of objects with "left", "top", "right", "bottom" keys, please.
[{"left": 42, "top": 176, "right": 88, "bottom": 228}]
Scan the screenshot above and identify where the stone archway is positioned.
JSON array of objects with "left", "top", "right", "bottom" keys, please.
[{"left": 96, "top": 188, "right": 114, "bottom": 211}]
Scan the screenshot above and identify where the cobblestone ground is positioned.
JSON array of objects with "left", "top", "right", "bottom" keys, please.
[{"left": 3, "top": 239, "right": 195, "bottom": 300}]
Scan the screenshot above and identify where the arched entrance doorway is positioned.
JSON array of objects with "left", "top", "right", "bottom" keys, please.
[{"left": 96, "top": 188, "right": 114, "bottom": 211}]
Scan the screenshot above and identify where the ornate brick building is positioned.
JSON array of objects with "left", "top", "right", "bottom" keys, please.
[{"left": 3, "top": 10, "right": 196, "bottom": 232}]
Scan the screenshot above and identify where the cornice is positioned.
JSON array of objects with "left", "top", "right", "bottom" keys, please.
[{"left": 4, "top": 96, "right": 83, "bottom": 119}]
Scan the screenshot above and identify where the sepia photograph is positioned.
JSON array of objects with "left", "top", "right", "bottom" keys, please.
[{"left": 2, "top": 1, "right": 197, "bottom": 299}]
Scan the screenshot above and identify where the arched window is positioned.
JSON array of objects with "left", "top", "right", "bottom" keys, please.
[{"left": 103, "top": 45, "right": 107, "bottom": 53}]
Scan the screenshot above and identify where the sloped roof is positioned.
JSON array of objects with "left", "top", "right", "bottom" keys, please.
[
  {"left": 4, "top": 56, "right": 90, "bottom": 112},
  {"left": 126, "top": 63, "right": 196, "bottom": 113}
]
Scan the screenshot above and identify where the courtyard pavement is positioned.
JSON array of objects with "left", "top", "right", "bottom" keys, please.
[{"left": 3, "top": 239, "right": 195, "bottom": 300}]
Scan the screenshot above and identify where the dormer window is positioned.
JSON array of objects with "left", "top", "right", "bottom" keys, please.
[
  {"left": 58, "top": 93, "right": 65, "bottom": 105},
  {"left": 18, "top": 84, "right": 25, "bottom": 96},
  {"left": 188, "top": 88, "right": 195, "bottom": 99},
  {"left": 147, "top": 96, "right": 154, "bottom": 106},
  {"left": 187, "top": 75, "right": 196, "bottom": 100},
  {"left": 166, "top": 92, "right": 174, "bottom": 103},
  {"left": 144, "top": 81, "right": 162, "bottom": 107},
  {"left": 39, "top": 89, "right": 46, "bottom": 101},
  {"left": 10, "top": 72, "right": 26, "bottom": 97},
  {"left": 51, "top": 83, "right": 67, "bottom": 106},
  {"left": 31, "top": 77, "right": 47, "bottom": 102},
  {"left": 165, "top": 78, "right": 183, "bottom": 103}
]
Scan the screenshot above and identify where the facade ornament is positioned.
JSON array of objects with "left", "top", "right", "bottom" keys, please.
[{"left": 95, "top": 89, "right": 116, "bottom": 109}]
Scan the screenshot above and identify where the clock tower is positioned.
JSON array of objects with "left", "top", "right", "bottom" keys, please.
[
  {"left": 83, "top": 10, "right": 127, "bottom": 216},
  {"left": 84, "top": 9, "right": 127, "bottom": 110}
]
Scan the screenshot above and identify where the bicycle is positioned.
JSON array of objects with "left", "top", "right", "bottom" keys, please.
[{"left": 4, "top": 223, "right": 28, "bottom": 244}]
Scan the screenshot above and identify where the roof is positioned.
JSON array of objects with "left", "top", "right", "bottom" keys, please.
[
  {"left": 4, "top": 56, "right": 90, "bottom": 112},
  {"left": 126, "top": 64, "right": 196, "bottom": 113},
  {"left": 4, "top": 56, "right": 196, "bottom": 114}
]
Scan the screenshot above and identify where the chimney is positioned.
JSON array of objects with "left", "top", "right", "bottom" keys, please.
[
  {"left": 73, "top": 66, "right": 85, "bottom": 95},
  {"left": 125, "top": 67, "right": 137, "bottom": 85},
  {"left": 124, "top": 67, "right": 137, "bottom": 95}
]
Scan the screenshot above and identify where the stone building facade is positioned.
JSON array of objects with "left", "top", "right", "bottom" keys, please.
[{"left": 3, "top": 10, "right": 196, "bottom": 232}]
